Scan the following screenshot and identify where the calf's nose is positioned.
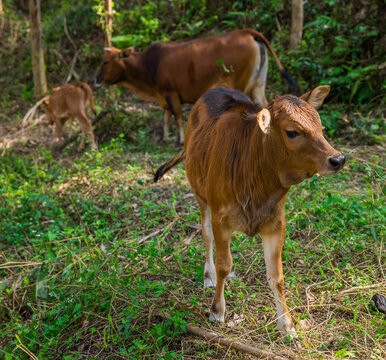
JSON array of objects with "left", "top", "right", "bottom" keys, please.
[{"left": 328, "top": 154, "right": 345, "bottom": 170}]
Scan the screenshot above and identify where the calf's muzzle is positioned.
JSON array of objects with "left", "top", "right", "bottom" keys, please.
[
  {"left": 328, "top": 154, "right": 345, "bottom": 170},
  {"left": 93, "top": 76, "right": 103, "bottom": 88}
]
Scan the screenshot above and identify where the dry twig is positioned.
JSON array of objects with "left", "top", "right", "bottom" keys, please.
[
  {"left": 335, "top": 282, "right": 386, "bottom": 296},
  {"left": 305, "top": 279, "right": 329, "bottom": 314},
  {"left": 16, "top": 344, "right": 39, "bottom": 360},
  {"left": 134, "top": 229, "right": 163, "bottom": 246},
  {"left": 0, "top": 261, "right": 43, "bottom": 269},
  {"left": 64, "top": 48, "right": 81, "bottom": 84},
  {"left": 63, "top": 15, "right": 77, "bottom": 50}
]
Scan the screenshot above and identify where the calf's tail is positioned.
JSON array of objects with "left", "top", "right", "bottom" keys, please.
[
  {"left": 78, "top": 82, "right": 97, "bottom": 114},
  {"left": 252, "top": 30, "right": 300, "bottom": 95},
  {"left": 154, "top": 150, "right": 186, "bottom": 182}
]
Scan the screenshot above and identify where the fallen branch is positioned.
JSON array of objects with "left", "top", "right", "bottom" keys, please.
[
  {"left": 1, "top": 115, "right": 46, "bottom": 155},
  {"left": 185, "top": 322, "right": 288, "bottom": 360},
  {"left": 21, "top": 96, "right": 49, "bottom": 127},
  {"left": 159, "top": 308, "right": 287, "bottom": 359}
]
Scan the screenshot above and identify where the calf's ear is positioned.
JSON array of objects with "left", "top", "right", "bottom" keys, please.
[
  {"left": 42, "top": 99, "right": 49, "bottom": 106},
  {"left": 257, "top": 108, "right": 271, "bottom": 134},
  {"left": 300, "top": 85, "right": 330, "bottom": 109}
]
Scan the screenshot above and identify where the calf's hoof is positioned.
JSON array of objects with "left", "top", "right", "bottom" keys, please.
[
  {"left": 209, "top": 300, "right": 225, "bottom": 322},
  {"left": 277, "top": 318, "right": 297, "bottom": 338},
  {"left": 203, "top": 277, "right": 216, "bottom": 289},
  {"left": 227, "top": 271, "right": 238, "bottom": 281},
  {"left": 209, "top": 311, "right": 225, "bottom": 322}
]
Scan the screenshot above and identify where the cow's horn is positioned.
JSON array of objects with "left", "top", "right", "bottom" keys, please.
[{"left": 104, "top": 47, "right": 112, "bottom": 52}]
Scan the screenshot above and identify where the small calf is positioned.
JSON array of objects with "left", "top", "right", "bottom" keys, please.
[
  {"left": 43, "top": 82, "right": 97, "bottom": 151},
  {"left": 154, "top": 86, "right": 345, "bottom": 335}
]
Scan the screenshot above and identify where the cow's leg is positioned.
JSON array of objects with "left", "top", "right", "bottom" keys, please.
[
  {"left": 260, "top": 221, "right": 295, "bottom": 334},
  {"left": 197, "top": 199, "right": 216, "bottom": 288},
  {"left": 163, "top": 109, "right": 172, "bottom": 141},
  {"left": 165, "top": 93, "right": 184, "bottom": 145},
  {"left": 251, "top": 50, "right": 268, "bottom": 107},
  {"left": 209, "top": 214, "right": 232, "bottom": 322}
]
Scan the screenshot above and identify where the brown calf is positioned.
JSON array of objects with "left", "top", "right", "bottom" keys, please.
[
  {"left": 43, "top": 82, "right": 97, "bottom": 151},
  {"left": 95, "top": 29, "right": 299, "bottom": 144},
  {"left": 154, "top": 86, "right": 345, "bottom": 334}
]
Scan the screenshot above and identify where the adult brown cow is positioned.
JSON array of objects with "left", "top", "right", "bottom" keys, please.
[
  {"left": 43, "top": 82, "right": 97, "bottom": 151},
  {"left": 154, "top": 85, "right": 345, "bottom": 334},
  {"left": 94, "top": 29, "right": 299, "bottom": 145}
]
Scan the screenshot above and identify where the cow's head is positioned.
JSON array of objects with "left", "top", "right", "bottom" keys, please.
[
  {"left": 42, "top": 99, "right": 54, "bottom": 125},
  {"left": 257, "top": 85, "right": 345, "bottom": 186},
  {"left": 94, "top": 46, "right": 135, "bottom": 87}
]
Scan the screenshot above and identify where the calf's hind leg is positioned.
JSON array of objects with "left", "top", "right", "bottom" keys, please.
[
  {"left": 209, "top": 214, "right": 232, "bottom": 322},
  {"left": 197, "top": 199, "right": 216, "bottom": 289},
  {"left": 77, "top": 112, "right": 97, "bottom": 151}
]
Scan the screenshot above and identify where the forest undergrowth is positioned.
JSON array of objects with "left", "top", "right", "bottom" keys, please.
[{"left": 0, "top": 103, "right": 385, "bottom": 359}]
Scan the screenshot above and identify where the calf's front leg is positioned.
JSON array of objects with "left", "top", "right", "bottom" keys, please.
[
  {"left": 54, "top": 119, "right": 65, "bottom": 141},
  {"left": 261, "top": 220, "right": 295, "bottom": 334},
  {"left": 209, "top": 215, "right": 232, "bottom": 322}
]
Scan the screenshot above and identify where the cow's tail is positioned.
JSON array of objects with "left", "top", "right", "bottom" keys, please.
[
  {"left": 78, "top": 82, "right": 97, "bottom": 114},
  {"left": 154, "top": 150, "right": 186, "bottom": 182},
  {"left": 252, "top": 30, "right": 300, "bottom": 95}
]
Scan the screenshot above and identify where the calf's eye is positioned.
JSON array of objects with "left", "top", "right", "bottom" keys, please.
[{"left": 286, "top": 130, "right": 300, "bottom": 139}]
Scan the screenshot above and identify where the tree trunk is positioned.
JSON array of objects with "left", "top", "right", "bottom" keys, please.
[
  {"left": 104, "top": 0, "right": 112, "bottom": 48},
  {"left": 290, "top": 0, "right": 303, "bottom": 50},
  {"left": 29, "top": 0, "right": 47, "bottom": 99},
  {"left": 0, "top": 0, "right": 4, "bottom": 35}
]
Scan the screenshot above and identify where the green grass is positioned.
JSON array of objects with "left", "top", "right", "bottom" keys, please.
[{"left": 0, "top": 127, "right": 385, "bottom": 359}]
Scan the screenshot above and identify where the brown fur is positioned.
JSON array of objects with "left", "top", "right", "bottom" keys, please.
[
  {"left": 95, "top": 29, "right": 299, "bottom": 145},
  {"left": 43, "top": 82, "right": 97, "bottom": 151},
  {"left": 155, "top": 86, "right": 345, "bottom": 333}
]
